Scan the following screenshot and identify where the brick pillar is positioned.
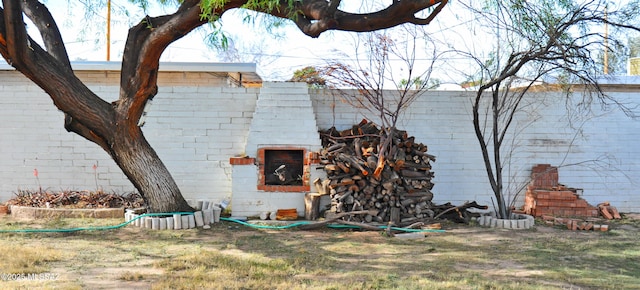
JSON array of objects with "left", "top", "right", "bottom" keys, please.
[{"left": 531, "top": 164, "right": 558, "bottom": 189}]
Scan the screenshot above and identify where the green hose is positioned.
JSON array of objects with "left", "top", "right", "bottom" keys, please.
[
  {"left": 0, "top": 213, "right": 445, "bottom": 233},
  {"left": 0, "top": 212, "right": 194, "bottom": 233},
  {"left": 220, "top": 217, "right": 313, "bottom": 229},
  {"left": 221, "top": 217, "right": 446, "bottom": 233}
]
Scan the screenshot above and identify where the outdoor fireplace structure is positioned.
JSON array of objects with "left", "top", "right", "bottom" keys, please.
[
  {"left": 230, "top": 82, "right": 325, "bottom": 217},
  {"left": 262, "top": 149, "right": 304, "bottom": 186}
]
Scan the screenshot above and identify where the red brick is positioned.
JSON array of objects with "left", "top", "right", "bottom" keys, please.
[
  {"left": 229, "top": 157, "right": 256, "bottom": 165},
  {"left": 583, "top": 222, "right": 594, "bottom": 231},
  {"left": 599, "top": 206, "right": 614, "bottom": 219}
]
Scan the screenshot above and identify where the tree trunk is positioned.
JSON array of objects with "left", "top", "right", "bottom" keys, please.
[{"left": 111, "top": 128, "right": 192, "bottom": 213}]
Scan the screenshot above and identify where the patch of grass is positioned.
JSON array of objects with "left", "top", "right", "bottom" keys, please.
[
  {"left": 119, "top": 271, "right": 145, "bottom": 281},
  {"left": 0, "top": 242, "right": 63, "bottom": 273},
  {"left": 0, "top": 215, "right": 638, "bottom": 289},
  {"left": 152, "top": 250, "right": 296, "bottom": 289}
]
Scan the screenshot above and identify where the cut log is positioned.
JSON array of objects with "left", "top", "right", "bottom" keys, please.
[
  {"left": 373, "top": 155, "right": 386, "bottom": 179},
  {"left": 390, "top": 207, "right": 401, "bottom": 225},
  {"left": 304, "top": 193, "right": 322, "bottom": 220},
  {"left": 338, "top": 153, "right": 370, "bottom": 176},
  {"left": 400, "top": 169, "right": 430, "bottom": 178}
]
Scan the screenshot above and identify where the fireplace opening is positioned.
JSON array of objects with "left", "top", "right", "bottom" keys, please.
[{"left": 264, "top": 149, "right": 304, "bottom": 186}]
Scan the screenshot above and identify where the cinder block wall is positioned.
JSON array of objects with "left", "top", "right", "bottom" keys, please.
[
  {"left": 310, "top": 89, "right": 640, "bottom": 212},
  {"left": 144, "top": 85, "right": 259, "bottom": 200},
  {"left": 0, "top": 70, "right": 130, "bottom": 197},
  {"left": 0, "top": 66, "right": 250, "bottom": 204},
  {"left": 2, "top": 65, "right": 639, "bottom": 212}
]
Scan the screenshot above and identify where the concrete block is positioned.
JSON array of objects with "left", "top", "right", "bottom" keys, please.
[
  {"left": 159, "top": 217, "right": 167, "bottom": 230},
  {"left": 517, "top": 219, "right": 527, "bottom": 229},
  {"left": 194, "top": 211, "right": 204, "bottom": 227},
  {"left": 166, "top": 217, "right": 174, "bottom": 230},
  {"left": 188, "top": 215, "right": 196, "bottom": 229},
  {"left": 145, "top": 217, "right": 153, "bottom": 229},
  {"left": 203, "top": 209, "right": 213, "bottom": 225},
  {"left": 213, "top": 207, "right": 221, "bottom": 223},
  {"left": 174, "top": 214, "right": 182, "bottom": 230},
  {"left": 181, "top": 215, "right": 190, "bottom": 229}
]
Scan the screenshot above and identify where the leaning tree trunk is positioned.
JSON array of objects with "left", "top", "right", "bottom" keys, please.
[
  {"left": 0, "top": 0, "right": 205, "bottom": 213},
  {"left": 111, "top": 126, "right": 193, "bottom": 213}
]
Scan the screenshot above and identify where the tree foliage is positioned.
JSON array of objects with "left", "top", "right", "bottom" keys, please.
[{"left": 290, "top": 66, "right": 327, "bottom": 88}]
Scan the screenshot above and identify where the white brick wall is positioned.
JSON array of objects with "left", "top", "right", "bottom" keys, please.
[
  {"left": 0, "top": 82, "right": 129, "bottom": 196},
  {"left": 311, "top": 88, "right": 640, "bottom": 212},
  {"left": 144, "top": 85, "right": 259, "bottom": 201},
  {"left": 244, "top": 82, "right": 322, "bottom": 156},
  {"left": 0, "top": 65, "right": 256, "bottom": 204},
  {"left": 2, "top": 65, "right": 640, "bottom": 213}
]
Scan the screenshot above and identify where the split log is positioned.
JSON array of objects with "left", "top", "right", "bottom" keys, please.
[
  {"left": 305, "top": 193, "right": 322, "bottom": 220},
  {"left": 338, "top": 153, "right": 370, "bottom": 176}
]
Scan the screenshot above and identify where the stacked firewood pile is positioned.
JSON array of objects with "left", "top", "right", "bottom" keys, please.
[
  {"left": 7, "top": 189, "right": 145, "bottom": 209},
  {"left": 316, "top": 120, "right": 444, "bottom": 226}
]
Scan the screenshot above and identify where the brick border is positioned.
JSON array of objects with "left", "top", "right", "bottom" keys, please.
[
  {"left": 10, "top": 205, "right": 124, "bottom": 219},
  {"left": 256, "top": 147, "right": 311, "bottom": 192}
]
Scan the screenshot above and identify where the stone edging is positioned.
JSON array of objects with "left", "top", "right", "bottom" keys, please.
[
  {"left": 477, "top": 213, "right": 535, "bottom": 229},
  {"left": 125, "top": 207, "right": 222, "bottom": 230},
  {"left": 9, "top": 205, "right": 124, "bottom": 219}
]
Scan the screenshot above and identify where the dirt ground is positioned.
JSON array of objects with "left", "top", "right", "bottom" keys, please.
[{"left": 1, "top": 213, "right": 639, "bottom": 289}]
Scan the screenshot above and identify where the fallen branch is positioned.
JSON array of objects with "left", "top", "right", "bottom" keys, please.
[
  {"left": 434, "top": 201, "right": 488, "bottom": 220},
  {"left": 298, "top": 210, "right": 378, "bottom": 230}
]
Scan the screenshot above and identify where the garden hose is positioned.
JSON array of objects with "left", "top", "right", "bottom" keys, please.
[
  {"left": 0, "top": 212, "right": 194, "bottom": 233},
  {"left": 221, "top": 217, "right": 446, "bottom": 233},
  {"left": 0, "top": 213, "right": 445, "bottom": 233}
]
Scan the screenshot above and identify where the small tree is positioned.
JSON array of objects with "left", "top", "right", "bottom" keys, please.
[
  {"left": 321, "top": 25, "right": 440, "bottom": 177},
  {"left": 290, "top": 66, "right": 327, "bottom": 88},
  {"left": 457, "top": 0, "right": 640, "bottom": 218}
]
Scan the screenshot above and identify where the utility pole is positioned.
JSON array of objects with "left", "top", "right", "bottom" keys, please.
[
  {"left": 107, "top": 0, "right": 111, "bottom": 61},
  {"left": 603, "top": 4, "right": 608, "bottom": 74}
]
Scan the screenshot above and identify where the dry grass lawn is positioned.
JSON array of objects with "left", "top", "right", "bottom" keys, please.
[{"left": 0, "top": 214, "right": 638, "bottom": 289}]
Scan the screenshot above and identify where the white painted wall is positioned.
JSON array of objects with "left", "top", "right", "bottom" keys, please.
[
  {"left": 1, "top": 64, "right": 639, "bottom": 212},
  {"left": 311, "top": 88, "right": 640, "bottom": 212}
]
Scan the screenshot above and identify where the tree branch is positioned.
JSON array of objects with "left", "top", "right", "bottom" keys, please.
[
  {"left": 118, "top": 0, "right": 245, "bottom": 130},
  {"left": 20, "top": 0, "right": 71, "bottom": 70},
  {"left": 287, "top": 0, "right": 448, "bottom": 37},
  {"left": 2, "top": 0, "right": 31, "bottom": 70},
  {"left": 0, "top": 4, "right": 115, "bottom": 149}
]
